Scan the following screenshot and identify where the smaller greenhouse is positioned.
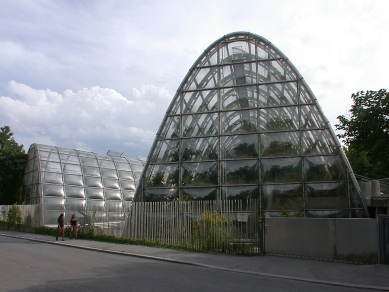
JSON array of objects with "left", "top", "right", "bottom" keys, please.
[{"left": 23, "top": 143, "right": 145, "bottom": 227}]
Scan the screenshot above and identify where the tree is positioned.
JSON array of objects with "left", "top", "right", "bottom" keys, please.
[
  {"left": 336, "top": 89, "right": 389, "bottom": 178},
  {"left": 0, "top": 126, "right": 28, "bottom": 204}
]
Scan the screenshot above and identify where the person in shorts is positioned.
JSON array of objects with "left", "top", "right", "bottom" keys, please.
[
  {"left": 69, "top": 213, "right": 78, "bottom": 239},
  {"left": 56, "top": 213, "right": 65, "bottom": 241}
]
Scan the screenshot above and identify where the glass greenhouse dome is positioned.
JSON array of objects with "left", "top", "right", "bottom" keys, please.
[
  {"left": 23, "top": 143, "right": 145, "bottom": 226},
  {"left": 134, "top": 32, "right": 368, "bottom": 218}
]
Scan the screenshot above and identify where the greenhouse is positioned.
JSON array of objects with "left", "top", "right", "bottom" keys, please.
[
  {"left": 134, "top": 32, "right": 368, "bottom": 218},
  {"left": 23, "top": 143, "right": 145, "bottom": 226}
]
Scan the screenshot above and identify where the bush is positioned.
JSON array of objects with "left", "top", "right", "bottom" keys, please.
[{"left": 7, "top": 203, "right": 23, "bottom": 227}]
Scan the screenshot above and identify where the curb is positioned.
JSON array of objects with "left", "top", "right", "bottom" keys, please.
[{"left": 2, "top": 233, "right": 389, "bottom": 291}]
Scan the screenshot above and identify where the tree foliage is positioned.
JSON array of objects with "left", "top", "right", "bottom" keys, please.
[
  {"left": 336, "top": 89, "right": 389, "bottom": 178},
  {"left": 0, "top": 126, "right": 28, "bottom": 204}
]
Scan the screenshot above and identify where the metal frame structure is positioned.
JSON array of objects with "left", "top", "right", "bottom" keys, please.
[{"left": 134, "top": 32, "right": 368, "bottom": 218}]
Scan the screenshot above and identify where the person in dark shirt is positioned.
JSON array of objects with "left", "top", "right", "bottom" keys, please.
[
  {"left": 69, "top": 214, "right": 78, "bottom": 239},
  {"left": 56, "top": 213, "right": 65, "bottom": 241}
]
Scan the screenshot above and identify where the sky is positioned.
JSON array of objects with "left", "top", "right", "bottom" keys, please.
[{"left": 1, "top": 0, "right": 388, "bottom": 158}]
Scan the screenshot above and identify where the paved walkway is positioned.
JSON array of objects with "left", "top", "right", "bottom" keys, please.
[{"left": 1, "top": 230, "right": 389, "bottom": 291}]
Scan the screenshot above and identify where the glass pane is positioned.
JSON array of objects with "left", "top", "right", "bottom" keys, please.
[
  {"left": 84, "top": 177, "right": 102, "bottom": 188},
  {"left": 260, "top": 132, "right": 300, "bottom": 157},
  {"left": 64, "top": 186, "right": 85, "bottom": 198},
  {"left": 146, "top": 164, "right": 179, "bottom": 187},
  {"left": 261, "top": 157, "right": 302, "bottom": 183},
  {"left": 256, "top": 42, "right": 268, "bottom": 59},
  {"left": 82, "top": 166, "right": 101, "bottom": 177},
  {"left": 221, "top": 86, "right": 257, "bottom": 110},
  {"left": 221, "top": 134, "right": 258, "bottom": 159},
  {"left": 305, "top": 182, "right": 347, "bottom": 209},
  {"left": 300, "top": 105, "right": 327, "bottom": 129},
  {"left": 105, "top": 189, "right": 122, "bottom": 201},
  {"left": 42, "top": 184, "right": 64, "bottom": 197},
  {"left": 181, "top": 187, "right": 217, "bottom": 201},
  {"left": 183, "top": 90, "right": 218, "bottom": 113},
  {"left": 220, "top": 40, "right": 256, "bottom": 63},
  {"left": 181, "top": 162, "right": 218, "bottom": 186},
  {"left": 221, "top": 186, "right": 259, "bottom": 200},
  {"left": 182, "top": 113, "right": 219, "bottom": 137},
  {"left": 120, "top": 180, "right": 136, "bottom": 190},
  {"left": 198, "top": 47, "right": 218, "bottom": 66},
  {"left": 64, "top": 174, "right": 83, "bottom": 186},
  {"left": 258, "top": 82, "right": 298, "bottom": 107},
  {"left": 220, "top": 62, "right": 256, "bottom": 87},
  {"left": 77, "top": 151, "right": 95, "bottom": 158},
  {"left": 100, "top": 168, "right": 118, "bottom": 178},
  {"left": 222, "top": 160, "right": 259, "bottom": 184},
  {"left": 94, "top": 153, "right": 111, "bottom": 160},
  {"left": 144, "top": 188, "right": 178, "bottom": 202},
  {"left": 98, "top": 160, "right": 115, "bottom": 169},
  {"left": 80, "top": 156, "right": 98, "bottom": 167},
  {"left": 261, "top": 184, "right": 303, "bottom": 212},
  {"left": 85, "top": 188, "right": 104, "bottom": 200},
  {"left": 304, "top": 156, "right": 346, "bottom": 182},
  {"left": 102, "top": 178, "right": 120, "bottom": 189},
  {"left": 122, "top": 190, "right": 135, "bottom": 201},
  {"left": 40, "top": 161, "right": 61, "bottom": 172},
  {"left": 302, "top": 130, "right": 339, "bottom": 155},
  {"left": 86, "top": 199, "right": 105, "bottom": 215},
  {"left": 41, "top": 172, "right": 63, "bottom": 184},
  {"left": 300, "top": 84, "right": 314, "bottom": 104},
  {"left": 184, "top": 67, "right": 217, "bottom": 90},
  {"left": 131, "top": 164, "right": 144, "bottom": 172},
  {"left": 39, "top": 151, "right": 60, "bottom": 161},
  {"left": 60, "top": 152, "right": 80, "bottom": 164},
  {"left": 114, "top": 162, "right": 132, "bottom": 171},
  {"left": 118, "top": 170, "right": 135, "bottom": 180},
  {"left": 150, "top": 140, "right": 179, "bottom": 163},
  {"left": 62, "top": 163, "right": 82, "bottom": 174},
  {"left": 259, "top": 106, "right": 299, "bottom": 132},
  {"left": 221, "top": 110, "right": 257, "bottom": 134},
  {"left": 182, "top": 137, "right": 218, "bottom": 161},
  {"left": 159, "top": 116, "right": 180, "bottom": 139}
]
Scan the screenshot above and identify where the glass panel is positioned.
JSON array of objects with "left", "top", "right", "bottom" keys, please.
[
  {"left": 42, "top": 196, "right": 64, "bottom": 207},
  {"left": 222, "top": 160, "right": 259, "bottom": 184},
  {"left": 64, "top": 198, "right": 85, "bottom": 212},
  {"left": 122, "top": 190, "right": 135, "bottom": 201},
  {"left": 183, "top": 90, "right": 218, "bottom": 113},
  {"left": 300, "top": 84, "right": 314, "bottom": 104},
  {"left": 84, "top": 177, "right": 103, "bottom": 188},
  {"left": 302, "top": 130, "right": 339, "bottom": 155},
  {"left": 86, "top": 200, "right": 105, "bottom": 215},
  {"left": 80, "top": 156, "right": 98, "bottom": 167},
  {"left": 182, "top": 113, "right": 219, "bottom": 137},
  {"left": 256, "top": 42, "right": 268, "bottom": 59},
  {"left": 94, "top": 153, "right": 111, "bottom": 160},
  {"left": 305, "top": 182, "right": 347, "bottom": 209},
  {"left": 85, "top": 188, "right": 104, "bottom": 200},
  {"left": 144, "top": 188, "right": 179, "bottom": 202},
  {"left": 261, "top": 157, "right": 302, "bottom": 183},
  {"left": 146, "top": 164, "right": 179, "bottom": 187},
  {"left": 260, "top": 106, "right": 299, "bottom": 132},
  {"left": 258, "top": 82, "right": 298, "bottom": 107},
  {"left": 150, "top": 140, "right": 179, "bottom": 163},
  {"left": 118, "top": 170, "right": 135, "bottom": 180},
  {"left": 82, "top": 166, "right": 101, "bottom": 176},
  {"left": 182, "top": 137, "right": 218, "bottom": 161},
  {"left": 64, "top": 186, "right": 85, "bottom": 198},
  {"left": 42, "top": 184, "right": 64, "bottom": 197},
  {"left": 114, "top": 162, "right": 132, "bottom": 171},
  {"left": 221, "top": 110, "right": 257, "bottom": 134},
  {"left": 220, "top": 62, "right": 256, "bottom": 87},
  {"left": 62, "top": 163, "right": 82, "bottom": 174},
  {"left": 131, "top": 164, "right": 144, "bottom": 172},
  {"left": 105, "top": 189, "right": 122, "bottom": 201},
  {"left": 198, "top": 47, "right": 218, "bottom": 66},
  {"left": 260, "top": 132, "right": 300, "bottom": 157},
  {"left": 98, "top": 160, "right": 115, "bottom": 169},
  {"left": 77, "top": 151, "right": 95, "bottom": 158},
  {"left": 220, "top": 40, "right": 256, "bottom": 63},
  {"left": 257, "top": 61, "right": 270, "bottom": 83},
  {"left": 182, "top": 187, "right": 217, "bottom": 201},
  {"left": 269, "top": 60, "right": 286, "bottom": 82},
  {"left": 221, "top": 86, "right": 257, "bottom": 110},
  {"left": 39, "top": 151, "right": 60, "bottom": 161},
  {"left": 181, "top": 162, "right": 218, "bottom": 186},
  {"left": 304, "top": 156, "right": 346, "bottom": 182},
  {"left": 41, "top": 172, "right": 63, "bottom": 184},
  {"left": 100, "top": 168, "right": 118, "bottom": 178},
  {"left": 36, "top": 144, "right": 56, "bottom": 151},
  {"left": 300, "top": 105, "right": 327, "bottom": 129},
  {"left": 261, "top": 184, "right": 303, "bottom": 213},
  {"left": 120, "top": 180, "right": 136, "bottom": 190},
  {"left": 64, "top": 174, "right": 83, "bottom": 186},
  {"left": 168, "top": 96, "right": 181, "bottom": 115},
  {"left": 59, "top": 152, "right": 79, "bottom": 164},
  {"left": 221, "top": 186, "right": 259, "bottom": 200},
  {"left": 159, "top": 116, "right": 180, "bottom": 139},
  {"left": 221, "top": 134, "right": 258, "bottom": 159},
  {"left": 102, "top": 178, "right": 120, "bottom": 189},
  {"left": 40, "top": 161, "right": 61, "bottom": 172},
  {"left": 184, "top": 67, "right": 217, "bottom": 90}
]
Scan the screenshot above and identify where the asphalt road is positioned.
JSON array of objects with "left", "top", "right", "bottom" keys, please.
[{"left": 0, "top": 236, "right": 383, "bottom": 292}]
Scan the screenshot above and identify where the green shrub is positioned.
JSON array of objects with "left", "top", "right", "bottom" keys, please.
[{"left": 7, "top": 203, "right": 23, "bottom": 227}]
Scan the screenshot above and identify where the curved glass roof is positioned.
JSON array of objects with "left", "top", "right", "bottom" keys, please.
[
  {"left": 134, "top": 32, "right": 368, "bottom": 218},
  {"left": 23, "top": 143, "right": 145, "bottom": 226}
]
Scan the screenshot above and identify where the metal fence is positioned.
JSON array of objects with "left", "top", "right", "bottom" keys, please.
[{"left": 128, "top": 200, "right": 261, "bottom": 255}]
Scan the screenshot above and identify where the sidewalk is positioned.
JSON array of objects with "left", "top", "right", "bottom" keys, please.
[{"left": 1, "top": 230, "right": 389, "bottom": 291}]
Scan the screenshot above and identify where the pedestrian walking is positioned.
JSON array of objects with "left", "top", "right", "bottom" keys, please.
[
  {"left": 56, "top": 213, "right": 65, "bottom": 241},
  {"left": 69, "top": 214, "right": 78, "bottom": 239}
]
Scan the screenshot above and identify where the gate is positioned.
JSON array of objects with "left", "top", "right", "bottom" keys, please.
[{"left": 379, "top": 215, "right": 389, "bottom": 264}]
